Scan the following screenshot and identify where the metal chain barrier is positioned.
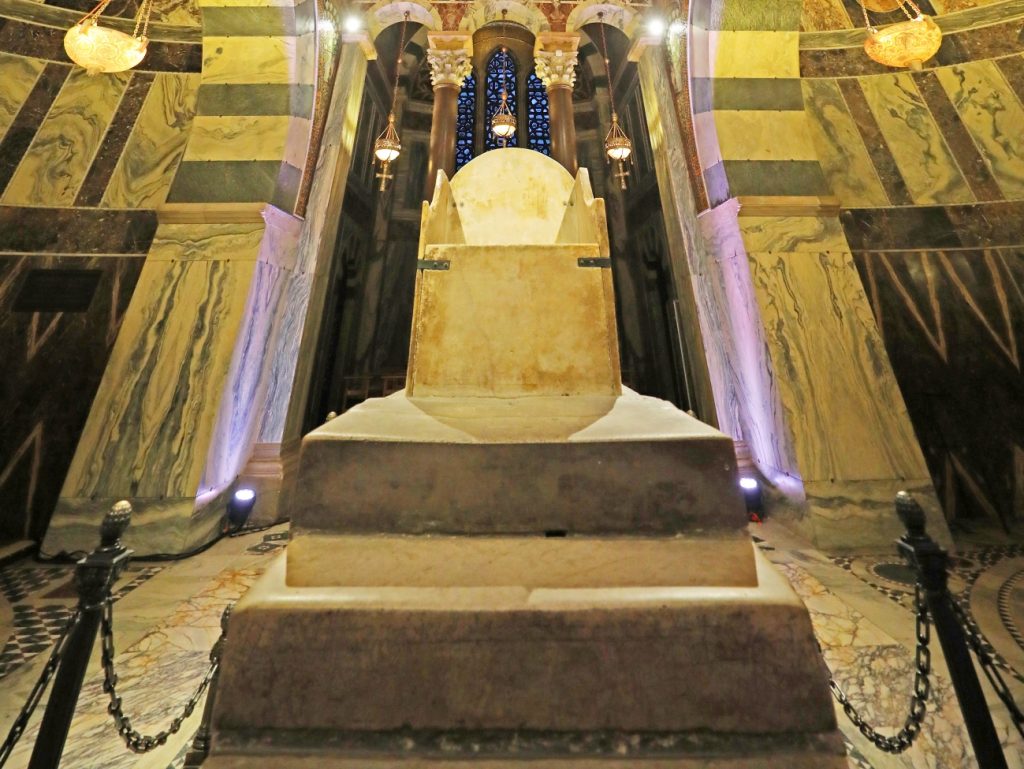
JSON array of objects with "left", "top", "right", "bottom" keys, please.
[
  {"left": 950, "top": 596, "right": 1024, "bottom": 739},
  {"left": 0, "top": 611, "right": 82, "bottom": 767},
  {"left": 826, "top": 582, "right": 932, "bottom": 754},
  {"left": 100, "top": 599, "right": 220, "bottom": 754}
]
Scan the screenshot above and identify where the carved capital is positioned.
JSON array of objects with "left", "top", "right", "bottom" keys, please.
[
  {"left": 427, "top": 47, "right": 472, "bottom": 89},
  {"left": 535, "top": 48, "right": 579, "bottom": 90}
]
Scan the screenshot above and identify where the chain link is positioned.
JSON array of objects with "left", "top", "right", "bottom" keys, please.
[
  {"left": 100, "top": 600, "right": 218, "bottom": 753},
  {"left": 0, "top": 610, "right": 81, "bottom": 767},
  {"left": 826, "top": 582, "right": 932, "bottom": 753},
  {"left": 949, "top": 595, "right": 1024, "bottom": 739}
]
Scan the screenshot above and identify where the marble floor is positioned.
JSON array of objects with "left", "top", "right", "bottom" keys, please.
[{"left": 0, "top": 521, "right": 1021, "bottom": 769}]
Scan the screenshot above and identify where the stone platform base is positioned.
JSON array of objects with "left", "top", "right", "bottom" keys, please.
[
  {"left": 206, "top": 746, "right": 849, "bottom": 769},
  {"left": 207, "top": 549, "right": 847, "bottom": 766}
]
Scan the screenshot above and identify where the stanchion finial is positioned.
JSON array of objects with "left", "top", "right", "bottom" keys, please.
[
  {"left": 895, "top": 491, "right": 925, "bottom": 537},
  {"left": 101, "top": 500, "right": 132, "bottom": 548}
]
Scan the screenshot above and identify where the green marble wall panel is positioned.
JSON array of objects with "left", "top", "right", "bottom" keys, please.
[
  {"left": 102, "top": 73, "right": 201, "bottom": 209},
  {"left": 801, "top": 78, "right": 889, "bottom": 206},
  {"left": 2, "top": 69, "right": 129, "bottom": 206},
  {"left": 0, "top": 53, "right": 43, "bottom": 145},
  {"left": 935, "top": 60, "right": 1024, "bottom": 199},
  {"left": 745, "top": 248, "right": 930, "bottom": 483},
  {"left": 60, "top": 221, "right": 265, "bottom": 503},
  {"left": 858, "top": 72, "right": 975, "bottom": 205}
]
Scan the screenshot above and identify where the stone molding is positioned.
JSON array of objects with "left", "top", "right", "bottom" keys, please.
[
  {"left": 427, "top": 47, "right": 472, "bottom": 89},
  {"left": 535, "top": 48, "right": 579, "bottom": 89}
]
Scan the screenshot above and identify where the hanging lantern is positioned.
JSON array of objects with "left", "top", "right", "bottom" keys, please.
[
  {"left": 373, "top": 11, "right": 410, "bottom": 191},
  {"left": 605, "top": 114, "right": 632, "bottom": 162},
  {"left": 491, "top": 91, "right": 517, "bottom": 141},
  {"left": 64, "top": 0, "right": 153, "bottom": 75},
  {"left": 374, "top": 114, "right": 402, "bottom": 163},
  {"left": 597, "top": 13, "right": 632, "bottom": 190},
  {"left": 859, "top": 1, "right": 942, "bottom": 70}
]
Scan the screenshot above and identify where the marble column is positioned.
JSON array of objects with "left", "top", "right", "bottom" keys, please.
[
  {"left": 535, "top": 33, "right": 580, "bottom": 175},
  {"left": 43, "top": 34, "right": 375, "bottom": 556},
  {"left": 425, "top": 33, "right": 472, "bottom": 198}
]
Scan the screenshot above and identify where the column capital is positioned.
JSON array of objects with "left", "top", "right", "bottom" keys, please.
[
  {"left": 427, "top": 31, "right": 473, "bottom": 89},
  {"left": 534, "top": 32, "right": 580, "bottom": 90}
]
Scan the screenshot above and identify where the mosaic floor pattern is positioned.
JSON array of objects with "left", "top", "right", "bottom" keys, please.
[{"left": 0, "top": 523, "right": 1021, "bottom": 769}]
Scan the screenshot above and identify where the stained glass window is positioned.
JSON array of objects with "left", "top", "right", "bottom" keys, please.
[
  {"left": 526, "top": 72, "right": 551, "bottom": 156},
  {"left": 455, "top": 73, "right": 476, "bottom": 171},
  {"left": 485, "top": 49, "right": 518, "bottom": 150}
]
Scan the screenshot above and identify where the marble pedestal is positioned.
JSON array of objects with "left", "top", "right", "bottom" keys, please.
[{"left": 205, "top": 391, "right": 849, "bottom": 768}]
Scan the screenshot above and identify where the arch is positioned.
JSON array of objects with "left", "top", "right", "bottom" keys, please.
[
  {"left": 566, "top": 0, "right": 635, "bottom": 35},
  {"left": 367, "top": 0, "right": 441, "bottom": 39},
  {"left": 460, "top": 0, "right": 548, "bottom": 35}
]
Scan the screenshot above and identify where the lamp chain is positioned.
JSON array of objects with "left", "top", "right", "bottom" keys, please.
[
  {"left": 598, "top": 13, "right": 617, "bottom": 121},
  {"left": 391, "top": 11, "right": 410, "bottom": 117}
]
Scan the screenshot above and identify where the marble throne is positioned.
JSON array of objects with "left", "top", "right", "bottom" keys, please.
[{"left": 204, "top": 149, "right": 849, "bottom": 769}]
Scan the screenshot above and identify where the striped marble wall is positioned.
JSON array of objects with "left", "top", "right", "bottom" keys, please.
[
  {"left": 0, "top": 1, "right": 200, "bottom": 546},
  {"left": 654, "top": 0, "right": 952, "bottom": 549},
  {"left": 45, "top": 0, "right": 376, "bottom": 554},
  {"left": 689, "top": 0, "right": 829, "bottom": 206},
  {"left": 166, "top": 0, "right": 317, "bottom": 212},
  {"left": 800, "top": 1, "right": 1024, "bottom": 528}
]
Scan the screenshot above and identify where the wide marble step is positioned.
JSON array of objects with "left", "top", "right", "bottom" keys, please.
[{"left": 211, "top": 546, "right": 836, "bottom": 742}]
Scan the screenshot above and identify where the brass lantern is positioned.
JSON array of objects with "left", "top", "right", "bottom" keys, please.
[
  {"left": 859, "top": 0, "right": 942, "bottom": 70},
  {"left": 64, "top": 0, "right": 153, "bottom": 75}
]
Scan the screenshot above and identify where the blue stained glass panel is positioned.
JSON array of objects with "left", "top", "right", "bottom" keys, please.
[
  {"left": 527, "top": 72, "right": 551, "bottom": 156},
  {"left": 485, "top": 50, "right": 518, "bottom": 150},
  {"left": 455, "top": 73, "right": 475, "bottom": 171}
]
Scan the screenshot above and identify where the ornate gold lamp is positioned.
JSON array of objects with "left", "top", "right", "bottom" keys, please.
[
  {"left": 374, "top": 11, "right": 410, "bottom": 191},
  {"left": 64, "top": 0, "right": 154, "bottom": 75},
  {"left": 859, "top": 0, "right": 942, "bottom": 70},
  {"left": 597, "top": 13, "right": 632, "bottom": 190},
  {"left": 490, "top": 10, "right": 516, "bottom": 147}
]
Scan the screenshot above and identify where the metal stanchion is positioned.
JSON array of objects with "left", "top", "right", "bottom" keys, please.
[
  {"left": 27, "top": 502, "right": 133, "bottom": 769},
  {"left": 895, "top": 491, "right": 1009, "bottom": 769},
  {"left": 183, "top": 605, "right": 231, "bottom": 768}
]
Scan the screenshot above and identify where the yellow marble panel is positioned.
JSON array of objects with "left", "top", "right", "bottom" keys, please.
[
  {"left": 859, "top": 72, "right": 974, "bottom": 205},
  {"left": 935, "top": 60, "right": 1024, "bottom": 199},
  {"left": 712, "top": 110, "right": 819, "bottom": 161},
  {"left": 801, "top": 79, "right": 889, "bottom": 207},
  {"left": 62, "top": 242, "right": 258, "bottom": 499},
  {"left": 183, "top": 115, "right": 296, "bottom": 161},
  {"left": 0, "top": 53, "right": 44, "bottom": 145},
  {"left": 710, "top": 31, "right": 799, "bottom": 79},
  {"left": 103, "top": 73, "right": 200, "bottom": 209},
  {"left": 747, "top": 250, "right": 929, "bottom": 483},
  {"left": 2, "top": 69, "right": 129, "bottom": 206},
  {"left": 202, "top": 36, "right": 314, "bottom": 85}
]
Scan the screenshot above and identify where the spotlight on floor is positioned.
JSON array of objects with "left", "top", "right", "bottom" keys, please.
[
  {"left": 669, "top": 19, "right": 687, "bottom": 36},
  {"left": 226, "top": 487, "right": 257, "bottom": 532},
  {"left": 739, "top": 477, "right": 764, "bottom": 522}
]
